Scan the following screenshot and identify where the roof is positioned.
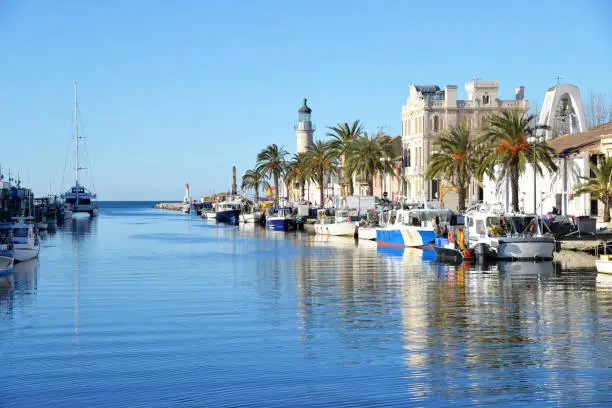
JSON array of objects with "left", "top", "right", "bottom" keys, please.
[
  {"left": 298, "top": 98, "right": 312, "bottom": 114},
  {"left": 548, "top": 122, "right": 612, "bottom": 155},
  {"left": 414, "top": 85, "right": 440, "bottom": 94}
]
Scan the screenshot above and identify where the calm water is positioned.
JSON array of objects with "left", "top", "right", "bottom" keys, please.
[{"left": 1, "top": 202, "right": 611, "bottom": 407}]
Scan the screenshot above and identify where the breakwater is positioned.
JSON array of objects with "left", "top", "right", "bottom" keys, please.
[{"left": 153, "top": 202, "right": 183, "bottom": 211}]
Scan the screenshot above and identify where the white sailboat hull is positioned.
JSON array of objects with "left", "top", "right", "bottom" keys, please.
[
  {"left": 314, "top": 222, "right": 356, "bottom": 237},
  {"left": 14, "top": 245, "right": 40, "bottom": 262},
  {"left": 496, "top": 236, "right": 555, "bottom": 260}
]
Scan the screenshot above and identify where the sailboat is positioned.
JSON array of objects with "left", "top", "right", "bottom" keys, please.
[{"left": 62, "top": 81, "right": 98, "bottom": 217}]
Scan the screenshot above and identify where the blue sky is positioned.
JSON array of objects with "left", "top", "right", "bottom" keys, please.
[{"left": 0, "top": 0, "right": 610, "bottom": 200}]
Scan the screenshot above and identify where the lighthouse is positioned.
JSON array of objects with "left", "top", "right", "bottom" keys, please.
[{"left": 296, "top": 98, "right": 314, "bottom": 154}]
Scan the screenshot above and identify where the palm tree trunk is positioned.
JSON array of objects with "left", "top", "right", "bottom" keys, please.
[
  {"left": 319, "top": 175, "right": 324, "bottom": 208},
  {"left": 458, "top": 185, "right": 467, "bottom": 213},
  {"left": 604, "top": 198, "right": 611, "bottom": 222},
  {"left": 274, "top": 174, "right": 279, "bottom": 205},
  {"left": 301, "top": 181, "right": 305, "bottom": 201},
  {"left": 510, "top": 161, "right": 520, "bottom": 213},
  {"left": 348, "top": 175, "right": 354, "bottom": 196},
  {"left": 255, "top": 186, "right": 259, "bottom": 203},
  {"left": 368, "top": 180, "right": 374, "bottom": 196}
]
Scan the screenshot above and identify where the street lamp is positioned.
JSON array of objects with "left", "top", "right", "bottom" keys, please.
[{"left": 528, "top": 134, "right": 544, "bottom": 231}]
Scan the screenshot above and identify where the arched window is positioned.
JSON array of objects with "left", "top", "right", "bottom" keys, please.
[
  {"left": 439, "top": 117, "right": 444, "bottom": 131},
  {"left": 433, "top": 116, "right": 439, "bottom": 132},
  {"left": 483, "top": 94, "right": 490, "bottom": 104}
]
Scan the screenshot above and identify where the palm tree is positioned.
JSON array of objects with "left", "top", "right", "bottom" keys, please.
[
  {"left": 573, "top": 156, "right": 612, "bottom": 222},
  {"left": 327, "top": 120, "right": 364, "bottom": 195},
  {"left": 256, "top": 144, "right": 288, "bottom": 203},
  {"left": 304, "top": 140, "right": 339, "bottom": 207},
  {"left": 241, "top": 167, "right": 269, "bottom": 203},
  {"left": 476, "top": 109, "right": 557, "bottom": 213},
  {"left": 345, "top": 135, "right": 394, "bottom": 196},
  {"left": 284, "top": 153, "right": 311, "bottom": 202},
  {"left": 425, "top": 125, "right": 478, "bottom": 213}
]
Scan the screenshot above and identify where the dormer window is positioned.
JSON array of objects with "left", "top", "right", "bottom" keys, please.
[{"left": 482, "top": 94, "right": 490, "bottom": 105}]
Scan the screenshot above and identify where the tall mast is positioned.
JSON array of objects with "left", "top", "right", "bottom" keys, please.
[{"left": 74, "top": 80, "right": 79, "bottom": 187}]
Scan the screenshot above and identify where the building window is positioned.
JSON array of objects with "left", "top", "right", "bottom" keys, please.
[
  {"left": 483, "top": 94, "right": 490, "bottom": 104},
  {"left": 404, "top": 148, "right": 411, "bottom": 167},
  {"left": 433, "top": 116, "right": 439, "bottom": 132}
]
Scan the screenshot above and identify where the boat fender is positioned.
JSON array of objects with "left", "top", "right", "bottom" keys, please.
[{"left": 448, "top": 229, "right": 455, "bottom": 244}]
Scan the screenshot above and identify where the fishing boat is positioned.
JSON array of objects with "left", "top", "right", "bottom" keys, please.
[
  {"left": 215, "top": 199, "right": 241, "bottom": 224},
  {"left": 0, "top": 223, "right": 15, "bottom": 261},
  {"left": 62, "top": 81, "right": 98, "bottom": 217},
  {"left": 376, "top": 207, "right": 455, "bottom": 248},
  {"left": 464, "top": 203, "right": 555, "bottom": 260},
  {"left": 11, "top": 222, "right": 40, "bottom": 262},
  {"left": 314, "top": 209, "right": 357, "bottom": 237},
  {"left": 266, "top": 207, "right": 296, "bottom": 231}
]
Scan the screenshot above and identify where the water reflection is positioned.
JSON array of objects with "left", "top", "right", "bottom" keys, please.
[
  {"left": 13, "top": 259, "right": 39, "bottom": 293},
  {"left": 63, "top": 216, "right": 97, "bottom": 241}
]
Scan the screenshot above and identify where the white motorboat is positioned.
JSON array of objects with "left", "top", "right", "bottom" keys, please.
[
  {"left": 62, "top": 82, "right": 98, "bottom": 217},
  {"left": 12, "top": 223, "right": 40, "bottom": 262},
  {"left": 314, "top": 209, "right": 357, "bottom": 237},
  {"left": 596, "top": 255, "right": 612, "bottom": 275},
  {"left": 464, "top": 203, "right": 555, "bottom": 260}
]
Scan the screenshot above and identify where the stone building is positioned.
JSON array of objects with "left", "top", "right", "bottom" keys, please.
[{"left": 401, "top": 80, "right": 529, "bottom": 207}]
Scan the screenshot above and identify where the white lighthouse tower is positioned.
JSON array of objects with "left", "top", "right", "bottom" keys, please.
[{"left": 296, "top": 98, "right": 314, "bottom": 154}]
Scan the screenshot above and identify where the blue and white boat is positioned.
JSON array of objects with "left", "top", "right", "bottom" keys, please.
[
  {"left": 266, "top": 207, "right": 296, "bottom": 231},
  {"left": 376, "top": 208, "right": 455, "bottom": 248},
  {"left": 215, "top": 200, "right": 241, "bottom": 225},
  {"left": 11, "top": 222, "right": 40, "bottom": 262}
]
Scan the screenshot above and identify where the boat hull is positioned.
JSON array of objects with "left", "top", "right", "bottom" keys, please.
[
  {"left": 314, "top": 222, "right": 356, "bottom": 237},
  {"left": 266, "top": 217, "right": 296, "bottom": 231},
  {"left": 0, "top": 255, "right": 14, "bottom": 277},
  {"left": 376, "top": 227, "right": 435, "bottom": 248},
  {"left": 596, "top": 259, "right": 612, "bottom": 275},
  {"left": 357, "top": 227, "right": 377, "bottom": 241},
  {"left": 13, "top": 245, "right": 40, "bottom": 262},
  {"left": 216, "top": 210, "right": 241, "bottom": 225},
  {"left": 496, "top": 236, "right": 555, "bottom": 260}
]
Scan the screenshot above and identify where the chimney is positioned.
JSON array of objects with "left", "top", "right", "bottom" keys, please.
[{"left": 445, "top": 85, "right": 457, "bottom": 108}]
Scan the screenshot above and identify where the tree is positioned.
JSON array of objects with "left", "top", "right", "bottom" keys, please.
[
  {"left": 304, "top": 140, "right": 339, "bottom": 207},
  {"left": 573, "top": 156, "right": 612, "bottom": 222},
  {"left": 585, "top": 91, "right": 612, "bottom": 129},
  {"left": 344, "top": 134, "right": 395, "bottom": 196},
  {"left": 256, "top": 144, "right": 288, "bottom": 203},
  {"left": 425, "top": 124, "right": 478, "bottom": 213},
  {"left": 477, "top": 109, "right": 558, "bottom": 213},
  {"left": 241, "top": 167, "right": 269, "bottom": 203},
  {"left": 283, "top": 153, "right": 310, "bottom": 202},
  {"left": 327, "top": 120, "right": 364, "bottom": 195}
]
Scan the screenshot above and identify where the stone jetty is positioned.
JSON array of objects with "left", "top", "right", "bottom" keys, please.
[{"left": 153, "top": 202, "right": 183, "bottom": 211}]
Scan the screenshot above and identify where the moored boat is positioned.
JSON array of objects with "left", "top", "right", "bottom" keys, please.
[
  {"left": 464, "top": 203, "right": 555, "bottom": 261},
  {"left": 314, "top": 209, "right": 357, "bottom": 237},
  {"left": 0, "top": 255, "right": 14, "bottom": 277},
  {"left": 215, "top": 199, "right": 241, "bottom": 225},
  {"left": 62, "top": 82, "right": 98, "bottom": 217},
  {"left": 11, "top": 222, "right": 40, "bottom": 262},
  {"left": 266, "top": 207, "right": 296, "bottom": 231},
  {"left": 376, "top": 208, "right": 454, "bottom": 248}
]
